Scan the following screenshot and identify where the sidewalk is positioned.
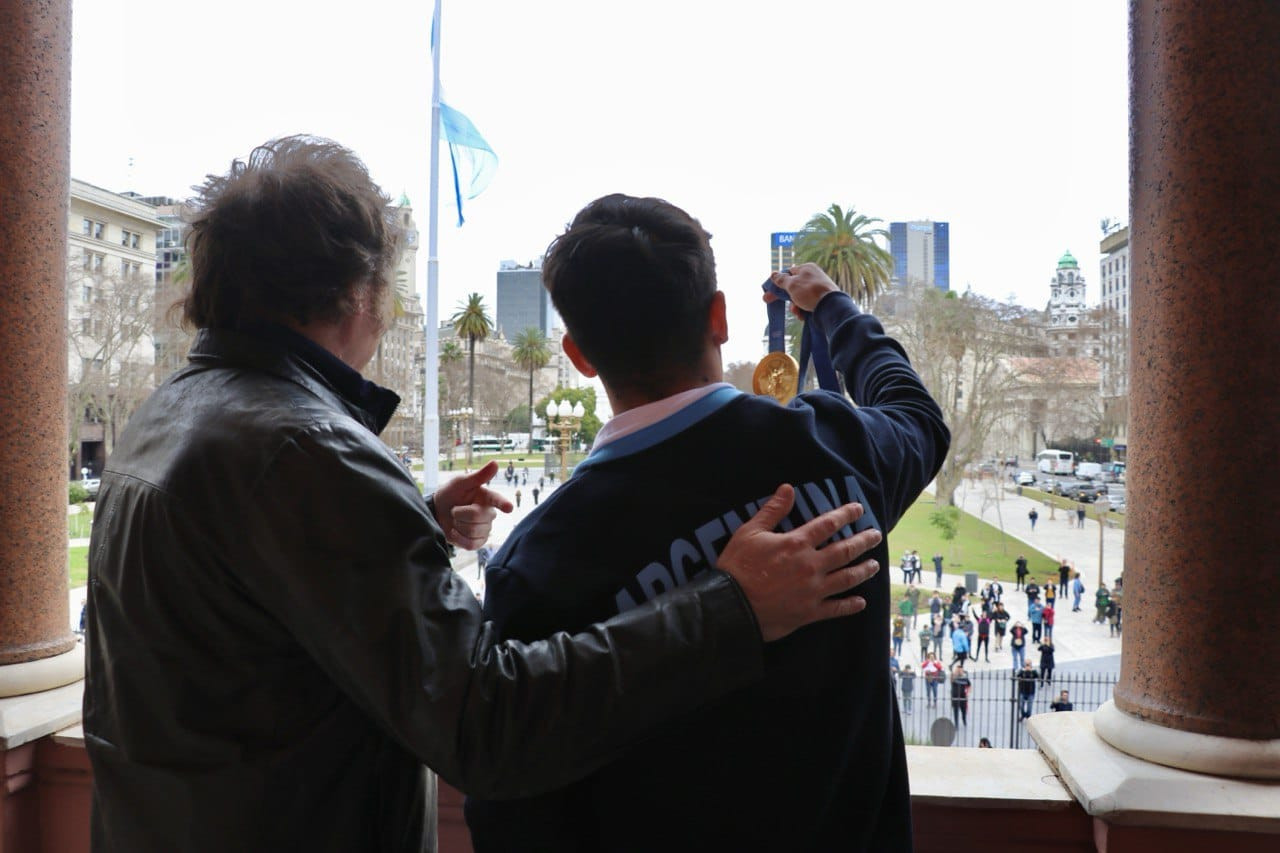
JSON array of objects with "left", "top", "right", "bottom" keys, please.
[{"left": 890, "top": 478, "right": 1125, "bottom": 676}]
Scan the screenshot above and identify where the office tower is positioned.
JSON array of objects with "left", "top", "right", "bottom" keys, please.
[
  {"left": 889, "top": 220, "right": 950, "bottom": 291},
  {"left": 496, "top": 259, "right": 559, "bottom": 340}
]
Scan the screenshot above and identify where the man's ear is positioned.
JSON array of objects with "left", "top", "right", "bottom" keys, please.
[
  {"left": 562, "top": 334, "right": 597, "bottom": 377},
  {"left": 708, "top": 291, "right": 728, "bottom": 346}
]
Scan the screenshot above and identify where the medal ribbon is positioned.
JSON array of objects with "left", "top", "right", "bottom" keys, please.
[{"left": 762, "top": 279, "right": 840, "bottom": 393}]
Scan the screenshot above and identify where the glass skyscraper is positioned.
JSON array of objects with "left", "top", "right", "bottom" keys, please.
[{"left": 889, "top": 220, "right": 949, "bottom": 291}]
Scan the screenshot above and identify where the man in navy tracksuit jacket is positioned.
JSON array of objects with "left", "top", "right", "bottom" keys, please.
[{"left": 465, "top": 195, "right": 949, "bottom": 852}]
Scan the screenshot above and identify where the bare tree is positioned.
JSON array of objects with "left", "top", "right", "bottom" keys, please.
[
  {"left": 67, "top": 257, "right": 157, "bottom": 460},
  {"left": 887, "top": 284, "right": 1027, "bottom": 507}
]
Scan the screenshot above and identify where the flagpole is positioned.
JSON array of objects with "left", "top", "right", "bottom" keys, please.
[{"left": 423, "top": 0, "right": 443, "bottom": 492}]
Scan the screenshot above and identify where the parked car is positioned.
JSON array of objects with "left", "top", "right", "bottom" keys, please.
[
  {"left": 1063, "top": 482, "right": 1104, "bottom": 502},
  {"left": 83, "top": 477, "right": 100, "bottom": 499},
  {"left": 1016, "top": 471, "right": 1036, "bottom": 486}
]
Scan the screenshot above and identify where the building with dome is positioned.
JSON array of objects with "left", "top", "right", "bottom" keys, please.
[{"left": 1044, "top": 250, "right": 1102, "bottom": 359}]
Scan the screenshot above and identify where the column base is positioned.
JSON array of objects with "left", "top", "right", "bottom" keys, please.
[
  {"left": 1028, "top": 709, "right": 1280, "bottom": 836},
  {"left": 1095, "top": 699, "right": 1280, "bottom": 780},
  {"left": 0, "top": 644, "right": 84, "bottom": 700}
]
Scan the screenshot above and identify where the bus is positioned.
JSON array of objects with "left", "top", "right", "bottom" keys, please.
[
  {"left": 1037, "top": 449, "right": 1075, "bottom": 475},
  {"left": 470, "top": 436, "right": 515, "bottom": 454}
]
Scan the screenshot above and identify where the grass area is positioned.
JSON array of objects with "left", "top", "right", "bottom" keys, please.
[
  {"left": 439, "top": 450, "right": 588, "bottom": 474},
  {"left": 888, "top": 494, "right": 1059, "bottom": 586},
  {"left": 69, "top": 546, "right": 88, "bottom": 587},
  {"left": 69, "top": 506, "right": 93, "bottom": 539}
]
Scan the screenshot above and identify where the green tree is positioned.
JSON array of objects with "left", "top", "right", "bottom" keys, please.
[
  {"left": 536, "top": 385, "right": 603, "bottom": 447},
  {"left": 793, "top": 204, "right": 894, "bottom": 309},
  {"left": 449, "top": 293, "right": 494, "bottom": 465},
  {"left": 930, "top": 505, "right": 962, "bottom": 563},
  {"left": 511, "top": 328, "right": 551, "bottom": 432}
]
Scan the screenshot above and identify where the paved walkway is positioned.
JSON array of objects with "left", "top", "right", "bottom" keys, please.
[
  {"left": 891, "top": 479, "right": 1125, "bottom": 676},
  {"left": 66, "top": 468, "right": 1128, "bottom": 675}
]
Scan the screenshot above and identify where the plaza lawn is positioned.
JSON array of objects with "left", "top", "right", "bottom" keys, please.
[
  {"left": 69, "top": 546, "right": 88, "bottom": 587},
  {"left": 886, "top": 494, "right": 1059, "bottom": 587},
  {"left": 68, "top": 505, "right": 93, "bottom": 539}
]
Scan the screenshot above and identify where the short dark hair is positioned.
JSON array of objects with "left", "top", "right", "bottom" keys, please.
[
  {"left": 541, "top": 194, "right": 717, "bottom": 396},
  {"left": 181, "top": 135, "right": 401, "bottom": 330}
]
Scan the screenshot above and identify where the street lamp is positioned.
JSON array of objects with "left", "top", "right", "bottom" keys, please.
[
  {"left": 446, "top": 407, "right": 474, "bottom": 469},
  {"left": 1095, "top": 498, "right": 1111, "bottom": 589},
  {"left": 545, "top": 398, "right": 584, "bottom": 480}
]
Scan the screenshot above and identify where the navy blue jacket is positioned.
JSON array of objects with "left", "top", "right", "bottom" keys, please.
[{"left": 466, "top": 293, "right": 948, "bottom": 852}]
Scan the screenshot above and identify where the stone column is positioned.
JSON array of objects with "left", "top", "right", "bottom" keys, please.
[
  {"left": 1097, "top": 0, "right": 1280, "bottom": 775},
  {"left": 0, "top": 0, "right": 82, "bottom": 696}
]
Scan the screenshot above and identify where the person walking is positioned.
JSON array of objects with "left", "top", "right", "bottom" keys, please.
[
  {"left": 918, "top": 621, "right": 932, "bottom": 659},
  {"left": 950, "top": 665, "right": 971, "bottom": 728},
  {"left": 515, "top": 488, "right": 522, "bottom": 508},
  {"left": 910, "top": 550, "right": 923, "bottom": 584},
  {"left": 899, "top": 665, "right": 916, "bottom": 716},
  {"left": 532, "top": 486, "right": 541, "bottom": 505},
  {"left": 1014, "top": 555, "right": 1028, "bottom": 590},
  {"left": 1016, "top": 661, "right": 1038, "bottom": 719},
  {"left": 928, "top": 589, "right": 943, "bottom": 621},
  {"left": 1043, "top": 578, "right": 1057, "bottom": 610},
  {"left": 1042, "top": 603, "right": 1055, "bottom": 641},
  {"left": 1057, "top": 559, "right": 1072, "bottom": 597},
  {"left": 1028, "top": 508, "right": 1039, "bottom": 531},
  {"left": 1028, "top": 599, "right": 1044, "bottom": 643},
  {"left": 932, "top": 552, "right": 944, "bottom": 588},
  {"left": 1037, "top": 638, "right": 1056, "bottom": 684},
  {"left": 1024, "top": 579, "right": 1040, "bottom": 609},
  {"left": 1095, "top": 582, "right": 1111, "bottom": 624},
  {"left": 1071, "top": 572, "right": 1085, "bottom": 612},
  {"left": 1010, "top": 621, "right": 1029, "bottom": 671},
  {"left": 905, "top": 583, "right": 921, "bottom": 630},
  {"left": 993, "top": 603, "right": 1009, "bottom": 653},
  {"left": 949, "top": 623, "right": 970, "bottom": 668},
  {"left": 891, "top": 614, "right": 906, "bottom": 657},
  {"left": 931, "top": 613, "right": 946, "bottom": 660},
  {"left": 922, "top": 653, "right": 944, "bottom": 707},
  {"left": 1076, "top": 503, "right": 1087, "bottom": 530},
  {"left": 972, "top": 609, "right": 991, "bottom": 663}
]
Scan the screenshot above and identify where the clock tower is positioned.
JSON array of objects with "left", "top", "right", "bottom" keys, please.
[{"left": 1047, "top": 250, "right": 1087, "bottom": 328}]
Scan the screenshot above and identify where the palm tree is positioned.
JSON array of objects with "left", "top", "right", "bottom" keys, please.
[
  {"left": 793, "top": 204, "right": 894, "bottom": 309},
  {"left": 449, "top": 293, "right": 494, "bottom": 466},
  {"left": 511, "top": 328, "right": 551, "bottom": 433}
]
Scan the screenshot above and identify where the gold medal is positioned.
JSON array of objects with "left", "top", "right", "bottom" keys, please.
[{"left": 752, "top": 351, "right": 800, "bottom": 404}]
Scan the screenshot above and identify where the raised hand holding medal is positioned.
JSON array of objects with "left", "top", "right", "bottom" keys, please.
[
  {"left": 753, "top": 270, "right": 800, "bottom": 403},
  {"left": 755, "top": 264, "right": 841, "bottom": 402}
]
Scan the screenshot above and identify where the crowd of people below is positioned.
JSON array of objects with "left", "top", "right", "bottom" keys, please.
[{"left": 889, "top": 550, "right": 1124, "bottom": 728}]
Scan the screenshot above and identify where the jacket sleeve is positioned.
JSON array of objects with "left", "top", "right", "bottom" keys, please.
[
  {"left": 802, "top": 292, "right": 950, "bottom": 533},
  {"left": 231, "top": 421, "right": 764, "bottom": 797}
]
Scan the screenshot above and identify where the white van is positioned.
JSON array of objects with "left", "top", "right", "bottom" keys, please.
[{"left": 1075, "top": 462, "right": 1102, "bottom": 481}]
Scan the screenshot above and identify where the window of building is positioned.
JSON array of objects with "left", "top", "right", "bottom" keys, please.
[
  {"left": 121, "top": 229, "right": 141, "bottom": 249},
  {"left": 82, "top": 284, "right": 92, "bottom": 302},
  {"left": 82, "top": 218, "right": 93, "bottom": 236}
]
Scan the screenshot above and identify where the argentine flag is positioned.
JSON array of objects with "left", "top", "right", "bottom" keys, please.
[{"left": 432, "top": 2, "right": 497, "bottom": 226}]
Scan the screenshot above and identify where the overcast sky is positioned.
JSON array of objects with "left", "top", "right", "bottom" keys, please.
[{"left": 71, "top": 0, "right": 1129, "bottom": 367}]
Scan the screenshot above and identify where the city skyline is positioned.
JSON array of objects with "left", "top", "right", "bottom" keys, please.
[{"left": 69, "top": 1, "right": 1128, "bottom": 366}]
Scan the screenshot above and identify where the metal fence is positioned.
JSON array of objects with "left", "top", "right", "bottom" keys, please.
[{"left": 895, "top": 669, "right": 1117, "bottom": 749}]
